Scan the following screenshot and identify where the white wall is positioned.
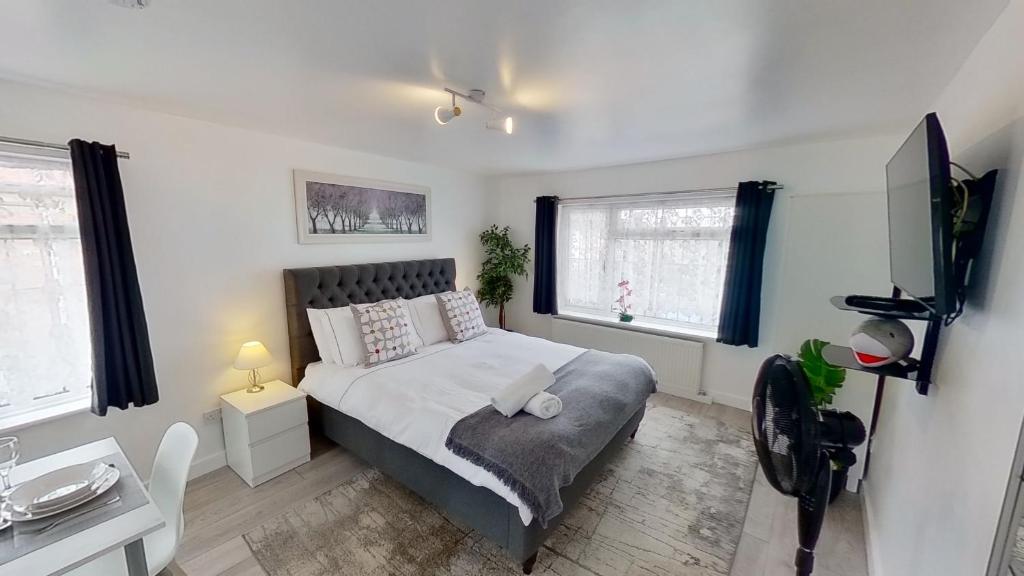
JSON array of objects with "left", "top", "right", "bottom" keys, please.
[
  {"left": 0, "top": 80, "right": 488, "bottom": 478},
  {"left": 488, "top": 134, "right": 901, "bottom": 410},
  {"left": 864, "top": 1, "right": 1024, "bottom": 575}
]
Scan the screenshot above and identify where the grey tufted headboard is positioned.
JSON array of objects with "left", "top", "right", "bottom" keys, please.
[{"left": 282, "top": 258, "right": 456, "bottom": 386}]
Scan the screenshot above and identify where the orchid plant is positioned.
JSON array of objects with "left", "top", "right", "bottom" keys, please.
[{"left": 613, "top": 279, "right": 634, "bottom": 322}]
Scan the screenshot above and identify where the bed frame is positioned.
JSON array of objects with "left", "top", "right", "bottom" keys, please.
[{"left": 282, "top": 258, "right": 644, "bottom": 573}]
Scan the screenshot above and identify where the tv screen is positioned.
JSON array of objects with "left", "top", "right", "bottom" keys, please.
[{"left": 886, "top": 113, "right": 955, "bottom": 315}]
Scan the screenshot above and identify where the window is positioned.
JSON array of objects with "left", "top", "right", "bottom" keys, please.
[
  {"left": 557, "top": 191, "right": 735, "bottom": 335},
  {"left": 0, "top": 148, "right": 91, "bottom": 426}
]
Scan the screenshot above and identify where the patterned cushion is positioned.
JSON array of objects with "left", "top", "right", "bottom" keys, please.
[
  {"left": 353, "top": 299, "right": 417, "bottom": 366},
  {"left": 436, "top": 290, "right": 488, "bottom": 343}
]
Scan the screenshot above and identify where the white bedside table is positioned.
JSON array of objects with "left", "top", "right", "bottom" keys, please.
[{"left": 220, "top": 380, "right": 311, "bottom": 487}]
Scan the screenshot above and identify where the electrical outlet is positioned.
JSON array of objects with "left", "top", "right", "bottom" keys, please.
[{"left": 203, "top": 408, "right": 221, "bottom": 423}]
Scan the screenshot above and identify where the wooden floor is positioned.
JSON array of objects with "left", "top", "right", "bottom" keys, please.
[
  {"left": 172, "top": 394, "right": 867, "bottom": 576},
  {"left": 731, "top": 471, "right": 868, "bottom": 576}
]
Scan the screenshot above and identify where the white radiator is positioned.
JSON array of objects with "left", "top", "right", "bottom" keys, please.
[{"left": 550, "top": 318, "right": 705, "bottom": 400}]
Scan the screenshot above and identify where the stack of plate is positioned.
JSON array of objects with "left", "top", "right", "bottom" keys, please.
[{"left": 3, "top": 462, "right": 120, "bottom": 522}]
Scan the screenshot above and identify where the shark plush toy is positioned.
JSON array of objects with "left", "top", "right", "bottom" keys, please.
[{"left": 849, "top": 317, "right": 915, "bottom": 367}]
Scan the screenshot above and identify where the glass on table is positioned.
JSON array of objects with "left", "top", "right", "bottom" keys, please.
[{"left": 0, "top": 437, "right": 20, "bottom": 492}]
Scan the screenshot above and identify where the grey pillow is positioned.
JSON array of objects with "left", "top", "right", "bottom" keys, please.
[
  {"left": 353, "top": 299, "right": 417, "bottom": 366},
  {"left": 436, "top": 290, "right": 488, "bottom": 343}
]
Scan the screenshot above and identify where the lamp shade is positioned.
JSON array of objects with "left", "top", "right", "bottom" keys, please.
[{"left": 234, "top": 341, "right": 272, "bottom": 370}]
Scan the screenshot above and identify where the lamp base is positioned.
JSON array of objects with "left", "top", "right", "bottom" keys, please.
[{"left": 246, "top": 368, "right": 264, "bottom": 393}]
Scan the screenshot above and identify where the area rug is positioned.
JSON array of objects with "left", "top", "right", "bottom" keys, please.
[{"left": 243, "top": 405, "right": 757, "bottom": 576}]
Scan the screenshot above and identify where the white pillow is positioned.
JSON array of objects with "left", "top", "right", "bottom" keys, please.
[
  {"left": 311, "top": 302, "right": 423, "bottom": 367},
  {"left": 325, "top": 306, "right": 369, "bottom": 366},
  {"left": 406, "top": 294, "right": 450, "bottom": 346},
  {"left": 398, "top": 299, "right": 425, "bottom": 350},
  {"left": 307, "top": 308, "right": 343, "bottom": 365}
]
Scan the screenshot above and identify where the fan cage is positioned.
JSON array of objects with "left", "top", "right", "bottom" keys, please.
[{"left": 752, "top": 355, "right": 821, "bottom": 496}]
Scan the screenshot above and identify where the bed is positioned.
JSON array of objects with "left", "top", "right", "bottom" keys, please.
[{"left": 282, "top": 258, "right": 649, "bottom": 573}]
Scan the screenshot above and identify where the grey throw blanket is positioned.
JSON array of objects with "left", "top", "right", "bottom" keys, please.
[{"left": 445, "top": 350, "right": 657, "bottom": 526}]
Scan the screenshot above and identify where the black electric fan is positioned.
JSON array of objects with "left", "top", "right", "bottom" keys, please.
[{"left": 751, "top": 355, "right": 866, "bottom": 576}]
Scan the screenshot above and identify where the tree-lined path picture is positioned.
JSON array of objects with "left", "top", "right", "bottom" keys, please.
[{"left": 294, "top": 171, "right": 430, "bottom": 243}]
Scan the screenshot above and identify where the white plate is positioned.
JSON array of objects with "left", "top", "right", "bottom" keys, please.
[
  {"left": 8, "top": 466, "right": 119, "bottom": 522},
  {"left": 8, "top": 462, "right": 107, "bottom": 512},
  {"left": 8, "top": 462, "right": 110, "bottom": 513}
]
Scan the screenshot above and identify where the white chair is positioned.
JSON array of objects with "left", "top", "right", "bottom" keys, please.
[{"left": 68, "top": 422, "right": 198, "bottom": 576}]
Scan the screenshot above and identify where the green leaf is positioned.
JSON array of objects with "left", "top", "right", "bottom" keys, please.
[{"left": 798, "top": 338, "right": 847, "bottom": 409}]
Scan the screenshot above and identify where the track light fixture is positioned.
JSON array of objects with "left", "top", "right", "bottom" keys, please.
[{"left": 435, "top": 87, "right": 514, "bottom": 135}]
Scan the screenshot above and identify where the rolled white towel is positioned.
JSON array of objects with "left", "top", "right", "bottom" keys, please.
[
  {"left": 491, "top": 364, "right": 555, "bottom": 417},
  {"left": 523, "top": 391, "right": 562, "bottom": 419}
]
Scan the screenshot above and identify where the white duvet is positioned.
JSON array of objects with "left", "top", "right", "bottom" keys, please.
[{"left": 298, "top": 328, "right": 586, "bottom": 525}]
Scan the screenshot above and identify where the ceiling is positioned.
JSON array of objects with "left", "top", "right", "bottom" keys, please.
[{"left": 0, "top": 0, "right": 1009, "bottom": 174}]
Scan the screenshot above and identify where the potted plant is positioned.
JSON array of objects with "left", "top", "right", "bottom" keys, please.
[
  {"left": 477, "top": 225, "right": 531, "bottom": 330},
  {"left": 613, "top": 280, "right": 634, "bottom": 322},
  {"left": 797, "top": 339, "right": 853, "bottom": 503}
]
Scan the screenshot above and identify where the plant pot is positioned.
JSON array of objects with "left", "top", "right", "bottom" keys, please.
[{"left": 618, "top": 313, "right": 634, "bottom": 323}]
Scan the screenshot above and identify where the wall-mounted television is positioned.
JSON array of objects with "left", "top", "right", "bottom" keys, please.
[{"left": 885, "top": 113, "right": 956, "bottom": 316}]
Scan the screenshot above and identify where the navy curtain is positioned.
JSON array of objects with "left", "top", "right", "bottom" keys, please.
[
  {"left": 533, "top": 196, "right": 559, "bottom": 314},
  {"left": 69, "top": 139, "right": 159, "bottom": 416},
  {"left": 717, "top": 181, "right": 777, "bottom": 347}
]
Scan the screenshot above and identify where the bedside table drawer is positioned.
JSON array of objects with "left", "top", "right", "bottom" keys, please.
[
  {"left": 247, "top": 398, "right": 308, "bottom": 444},
  {"left": 251, "top": 424, "right": 310, "bottom": 477}
]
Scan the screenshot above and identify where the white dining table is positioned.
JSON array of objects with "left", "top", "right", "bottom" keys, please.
[{"left": 0, "top": 437, "right": 165, "bottom": 576}]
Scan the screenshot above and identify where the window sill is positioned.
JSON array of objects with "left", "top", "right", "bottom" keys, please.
[
  {"left": 553, "top": 312, "right": 718, "bottom": 342},
  {"left": 0, "top": 397, "right": 92, "bottom": 436}
]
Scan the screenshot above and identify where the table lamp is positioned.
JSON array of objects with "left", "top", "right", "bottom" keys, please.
[{"left": 234, "top": 340, "right": 272, "bottom": 393}]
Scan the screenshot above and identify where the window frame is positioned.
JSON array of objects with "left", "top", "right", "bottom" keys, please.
[
  {"left": 555, "top": 190, "right": 735, "bottom": 336},
  {"left": 0, "top": 145, "right": 92, "bottom": 431}
]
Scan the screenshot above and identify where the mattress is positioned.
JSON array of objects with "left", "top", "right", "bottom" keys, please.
[{"left": 298, "top": 328, "right": 586, "bottom": 525}]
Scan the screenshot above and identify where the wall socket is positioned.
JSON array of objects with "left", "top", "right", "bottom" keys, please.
[{"left": 203, "top": 408, "right": 221, "bottom": 423}]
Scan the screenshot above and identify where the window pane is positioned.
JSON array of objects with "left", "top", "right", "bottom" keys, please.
[
  {"left": 557, "top": 192, "right": 735, "bottom": 332},
  {"left": 612, "top": 236, "right": 730, "bottom": 327},
  {"left": 0, "top": 151, "right": 91, "bottom": 417},
  {"left": 558, "top": 206, "right": 609, "bottom": 310}
]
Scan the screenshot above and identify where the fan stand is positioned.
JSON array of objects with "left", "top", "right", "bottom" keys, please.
[{"left": 795, "top": 451, "right": 832, "bottom": 576}]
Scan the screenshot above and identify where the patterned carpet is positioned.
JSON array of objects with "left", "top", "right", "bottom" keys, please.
[{"left": 243, "top": 405, "right": 757, "bottom": 575}]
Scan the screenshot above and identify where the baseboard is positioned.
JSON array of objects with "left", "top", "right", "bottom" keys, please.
[
  {"left": 690, "top": 393, "right": 714, "bottom": 405},
  {"left": 658, "top": 385, "right": 712, "bottom": 404},
  {"left": 709, "top": 390, "right": 750, "bottom": 411},
  {"left": 190, "top": 450, "right": 227, "bottom": 480},
  {"left": 862, "top": 481, "right": 884, "bottom": 576}
]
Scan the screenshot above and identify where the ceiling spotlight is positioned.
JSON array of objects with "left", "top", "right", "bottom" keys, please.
[
  {"left": 486, "top": 116, "right": 515, "bottom": 135},
  {"left": 434, "top": 105, "right": 459, "bottom": 125},
  {"left": 434, "top": 105, "right": 461, "bottom": 125},
  {"left": 434, "top": 91, "right": 462, "bottom": 125}
]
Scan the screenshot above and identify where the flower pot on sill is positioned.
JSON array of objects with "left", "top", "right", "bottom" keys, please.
[{"left": 618, "top": 313, "right": 634, "bottom": 323}]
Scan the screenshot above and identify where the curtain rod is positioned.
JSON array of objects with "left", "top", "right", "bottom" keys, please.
[
  {"left": 0, "top": 136, "right": 131, "bottom": 159},
  {"left": 533, "top": 184, "right": 783, "bottom": 203}
]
